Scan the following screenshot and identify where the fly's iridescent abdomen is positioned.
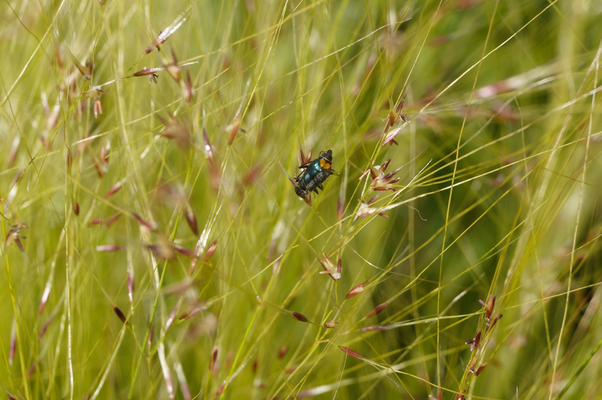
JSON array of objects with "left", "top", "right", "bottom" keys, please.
[{"left": 294, "top": 150, "right": 335, "bottom": 199}]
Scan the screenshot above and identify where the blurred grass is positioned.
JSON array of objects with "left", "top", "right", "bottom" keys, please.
[{"left": 1, "top": 0, "right": 602, "bottom": 399}]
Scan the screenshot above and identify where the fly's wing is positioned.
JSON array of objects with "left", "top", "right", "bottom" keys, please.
[{"left": 295, "top": 161, "right": 315, "bottom": 182}]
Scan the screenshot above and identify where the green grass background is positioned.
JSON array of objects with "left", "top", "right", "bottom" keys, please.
[{"left": 1, "top": 0, "right": 602, "bottom": 399}]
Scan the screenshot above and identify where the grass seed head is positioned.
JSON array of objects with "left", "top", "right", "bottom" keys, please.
[
  {"left": 345, "top": 281, "right": 368, "bottom": 299},
  {"left": 324, "top": 320, "right": 339, "bottom": 329},
  {"left": 292, "top": 311, "right": 309, "bottom": 322},
  {"left": 365, "top": 302, "right": 389, "bottom": 319},
  {"left": 144, "top": 12, "right": 188, "bottom": 55},
  {"left": 7, "top": 136, "right": 19, "bottom": 168},
  {"left": 178, "top": 301, "right": 207, "bottom": 321},
  {"left": 38, "top": 315, "right": 55, "bottom": 340},
  {"left": 173, "top": 244, "right": 196, "bottom": 258},
  {"left": 164, "top": 50, "right": 182, "bottom": 82},
  {"left": 165, "top": 298, "right": 183, "bottom": 332},
  {"left": 158, "top": 114, "right": 192, "bottom": 149},
  {"left": 182, "top": 70, "right": 194, "bottom": 104},
  {"left": 104, "top": 180, "right": 123, "bottom": 199},
  {"left": 96, "top": 245, "right": 123, "bottom": 252},
  {"left": 38, "top": 285, "right": 51, "bottom": 315},
  {"left": 127, "top": 271, "right": 134, "bottom": 303},
  {"left": 243, "top": 164, "right": 262, "bottom": 187},
  {"left": 209, "top": 348, "right": 218, "bottom": 371},
  {"left": 113, "top": 306, "right": 128, "bottom": 326},
  {"left": 369, "top": 159, "right": 401, "bottom": 191},
  {"left": 184, "top": 205, "right": 199, "bottom": 236},
  {"left": 5, "top": 220, "right": 28, "bottom": 251},
  {"left": 203, "top": 240, "right": 218, "bottom": 262},
  {"left": 133, "top": 67, "right": 163, "bottom": 77},
  {"left": 278, "top": 346, "right": 288, "bottom": 359},
  {"left": 300, "top": 148, "right": 312, "bottom": 165},
  {"left": 226, "top": 118, "right": 241, "bottom": 146},
  {"left": 93, "top": 97, "right": 103, "bottom": 119},
  {"left": 469, "top": 331, "right": 481, "bottom": 352},
  {"left": 146, "top": 237, "right": 176, "bottom": 260},
  {"left": 474, "top": 362, "right": 487, "bottom": 376},
  {"left": 148, "top": 322, "right": 154, "bottom": 346},
  {"left": 133, "top": 213, "right": 158, "bottom": 232},
  {"left": 104, "top": 213, "right": 121, "bottom": 228},
  {"left": 318, "top": 253, "right": 341, "bottom": 281},
  {"left": 203, "top": 126, "right": 215, "bottom": 165},
  {"left": 383, "top": 97, "right": 408, "bottom": 131},
  {"left": 339, "top": 346, "right": 364, "bottom": 359},
  {"left": 9, "top": 331, "right": 16, "bottom": 366},
  {"left": 356, "top": 196, "right": 388, "bottom": 219}
]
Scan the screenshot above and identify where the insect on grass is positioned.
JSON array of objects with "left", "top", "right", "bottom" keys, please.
[{"left": 293, "top": 149, "right": 340, "bottom": 199}]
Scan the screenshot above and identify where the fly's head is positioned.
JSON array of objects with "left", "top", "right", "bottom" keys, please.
[
  {"left": 295, "top": 184, "right": 308, "bottom": 199},
  {"left": 319, "top": 149, "right": 333, "bottom": 170}
]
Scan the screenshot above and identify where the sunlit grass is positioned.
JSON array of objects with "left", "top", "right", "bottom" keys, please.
[{"left": 1, "top": 0, "right": 602, "bottom": 399}]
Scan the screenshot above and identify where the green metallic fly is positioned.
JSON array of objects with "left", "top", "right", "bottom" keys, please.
[{"left": 294, "top": 150, "right": 337, "bottom": 199}]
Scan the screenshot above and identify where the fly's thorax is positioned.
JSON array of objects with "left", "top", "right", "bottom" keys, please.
[
  {"left": 299, "top": 161, "right": 322, "bottom": 184},
  {"left": 310, "top": 160, "right": 323, "bottom": 172}
]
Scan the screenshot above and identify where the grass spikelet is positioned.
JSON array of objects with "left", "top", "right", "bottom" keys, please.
[
  {"left": 203, "top": 239, "right": 218, "bottom": 261},
  {"left": 345, "top": 281, "right": 368, "bottom": 299},
  {"left": 113, "top": 306, "right": 128, "bottom": 326},
  {"left": 339, "top": 346, "right": 364, "bottom": 360},
  {"left": 364, "top": 302, "right": 389, "bottom": 319},
  {"left": 292, "top": 312, "right": 309, "bottom": 323}
]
